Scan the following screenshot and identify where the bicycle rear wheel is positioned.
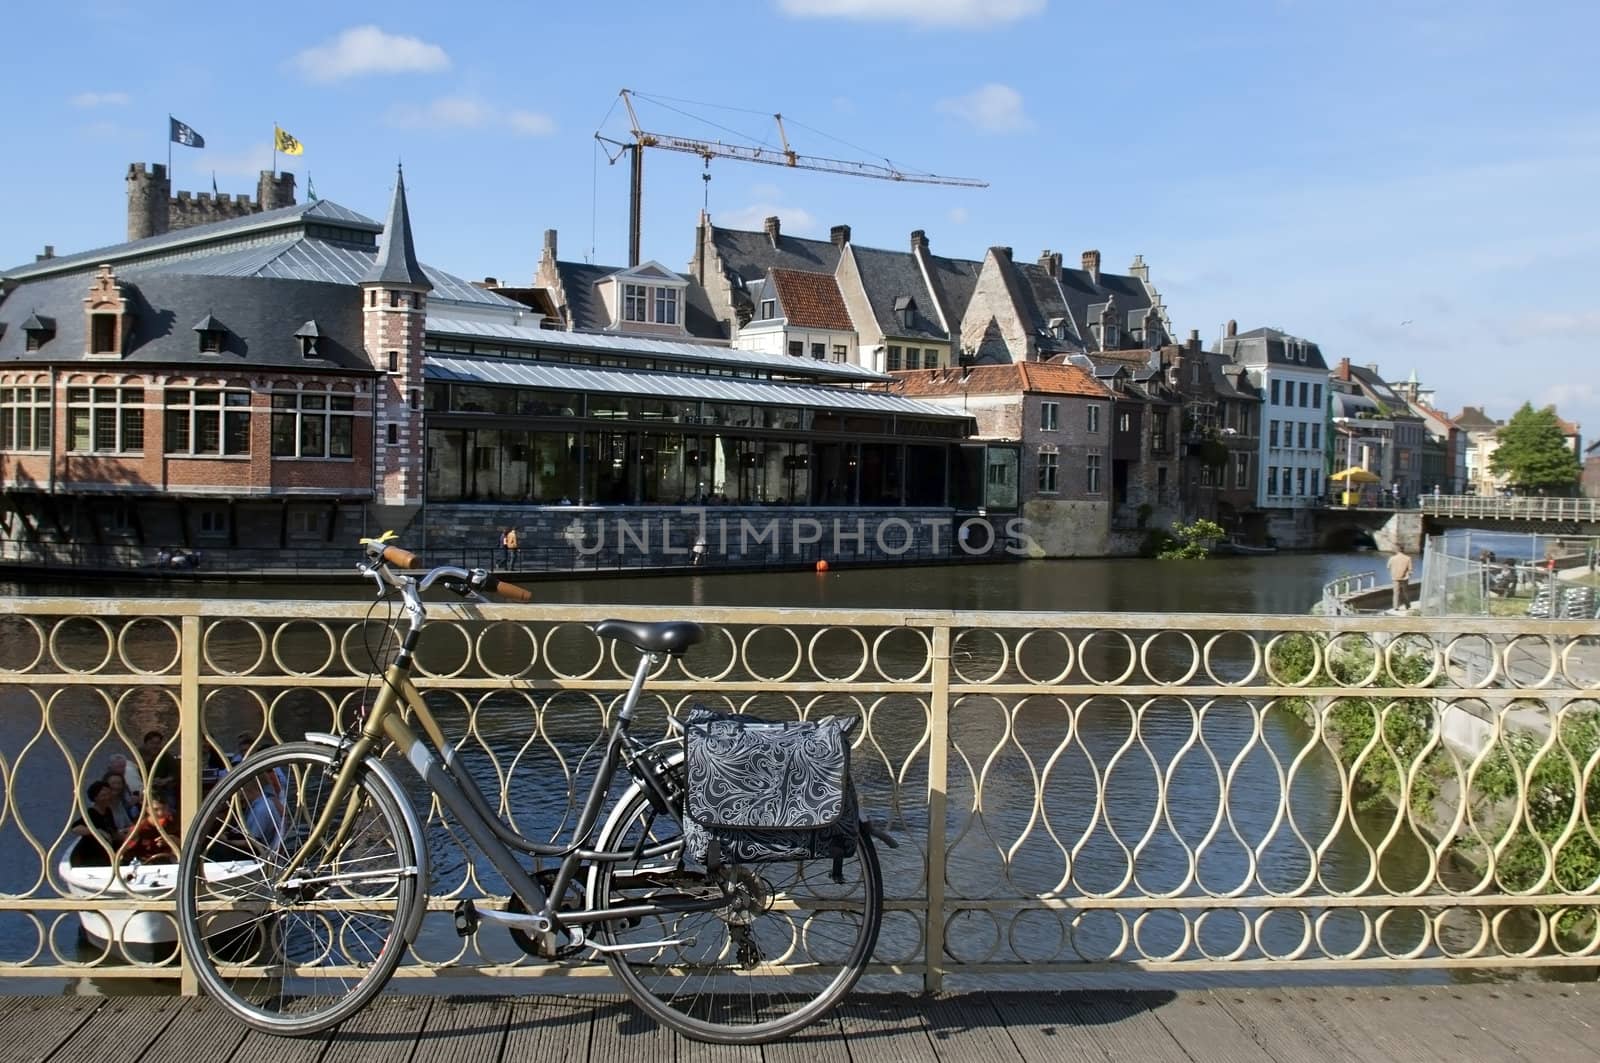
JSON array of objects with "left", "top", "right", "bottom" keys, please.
[
  {"left": 176, "top": 743, "right": 419, "bottom": 1035},
  {"left": 592, "top": 763, "right": 882, "bottom": 1044}
]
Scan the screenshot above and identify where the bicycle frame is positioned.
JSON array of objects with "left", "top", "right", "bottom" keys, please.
[{"left": 275, "top": 565, "right": 710, "bottom": 957}]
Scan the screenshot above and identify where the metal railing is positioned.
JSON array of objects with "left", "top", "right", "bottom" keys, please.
[
  {"left": 1319, "top": 572, "right": 1378, "bottom": 615},
  {"left": 1, "top": 600, "right": 1598, "bottom": 991},
  {"left": 1421, "top": 495, "right": 1600, "bottom": 523}
]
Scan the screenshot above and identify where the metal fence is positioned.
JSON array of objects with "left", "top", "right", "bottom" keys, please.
[
  {"left": 1420, "top": 534, "right": 1599, "bottom": 618},
  {"left": 1420, "top": 495, "right": 1600, "bottom": 523},
  {"left": 1, "top": 599, "right": 1598, "bottom": 992}
]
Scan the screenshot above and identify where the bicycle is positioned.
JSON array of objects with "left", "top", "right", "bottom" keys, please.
[{"left": 175, "top": 536, "right": 885, "bottom": 1044}]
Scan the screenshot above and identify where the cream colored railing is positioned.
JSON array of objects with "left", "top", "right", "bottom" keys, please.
[
  {"left": 1421, "top": 495, "right": 1600, "bottom": 523},
  {"left": 1, "top": 599, "right": 1597, "bottom": 991}
]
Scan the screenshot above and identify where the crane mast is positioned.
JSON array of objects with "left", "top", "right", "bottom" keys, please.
[{"left": 596, "top": 89, "right": 987, "bottom": 266}]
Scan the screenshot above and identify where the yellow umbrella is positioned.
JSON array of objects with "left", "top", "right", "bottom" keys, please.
[{"left": 1329, "top": 466, "right": 1381, "bottom": 484}]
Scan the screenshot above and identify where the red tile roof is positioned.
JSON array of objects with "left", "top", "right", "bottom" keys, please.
[
  {"left": 890, "top": 362, "right": 1109, "bottom": 399},
  {"left": 769, "top": 268, "right": 853, "bottom": 331}
]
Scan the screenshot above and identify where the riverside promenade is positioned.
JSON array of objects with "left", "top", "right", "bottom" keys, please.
[{"left": 2, "top": 985, "right": 1598, "bottom": 1063}]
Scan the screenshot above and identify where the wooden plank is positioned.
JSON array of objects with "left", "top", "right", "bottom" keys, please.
[
  {"left": 410, "top": 997, "right": 510, "bottom": 1063},
  {"left": 589, "top": 992, "right": 673, "bottom": 1063},
  {"left": 503, "top": 995, "right": 597, "bottom": 1063},
  {"left": 134, "top": 997, "right": 248, "bottom": 1063},
  {"left": 52, "top": 997, "right": 181, "bottom": 1063},
  {"left": 1297, "top": 989, "right": 1459, "bottom": 1063},
  {"left": 1054, "top": 992, "right": 1191, "bottom": 1063},
  {"left": 229, "top": 1024, "right": 334, "bottom": 1063},
  {"left": 1212, "top": 988, "right": 1377, "bottom": 1063},
  {"left": 1145, "top": 992, "right": 1279, "bottom": 1063},
  {"left": 1406, "top": 986, "right": 1581, "bottom": 1063},
  {"left": 0, "top": 997, "right": 104, "bottom": 1063},
  {"left": 920, "top": 993, "right": 1023, "bottom": 1063},
  {"left": 986, "top": 992, "right": 1107, "bottom": 1063},
  {"left": 763, "top": 1009, "right": 849, "bottom": 1063},
  {"left": 1443, "top": 984, "right": 1599, "bottom": 1061},
  {"left": 835, "top": 994, "right": 938, "bottom": 1063},
  {"left": 322, "top": 995, "right": 434, "bottom": 1063}
]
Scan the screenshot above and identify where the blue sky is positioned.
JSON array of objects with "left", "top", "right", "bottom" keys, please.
[{"left": 4, "top": 0, "right": 1597, "bottom": 436}]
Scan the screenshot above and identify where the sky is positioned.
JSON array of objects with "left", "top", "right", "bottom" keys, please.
[{"left": 3, "top": 0, "right": 1597, "bottom": 436}]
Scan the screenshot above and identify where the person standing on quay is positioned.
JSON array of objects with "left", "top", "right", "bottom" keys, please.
[
  {"left": 1387, "top": 549, "right": 1414, "bottom": 611},
  {"left": 505, "top": 526, "right": 520, "bottom": 571}
]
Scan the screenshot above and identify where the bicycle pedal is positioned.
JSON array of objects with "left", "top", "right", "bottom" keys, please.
[{"left": 453, "top": 899, "right": 479, "bottom": 937}]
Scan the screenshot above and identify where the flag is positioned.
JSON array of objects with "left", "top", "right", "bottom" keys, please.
[
  {"left": 307, "top": 174, "right": 318, "bottom": 202},
  {"left": 211, "top": 172, "right": 218, "bottom": 197},
  {"left": 169, "top": 117, "right": 205, "bottom": 148},
  {"left": 274, "top": 125, "right": 304, "bottom": 156}
]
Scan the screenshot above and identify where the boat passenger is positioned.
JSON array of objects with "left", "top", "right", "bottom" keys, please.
[
  {"left": 68, "top": 782, "right": 125, "bottom": 867},
  {"left": 124, "top": 794, "right": 177, "bottom": 864},
  {"left": 100, "top": 771, "right": 136, "bottom": 834}
]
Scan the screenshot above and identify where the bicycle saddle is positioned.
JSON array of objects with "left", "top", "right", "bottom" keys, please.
[{"left": 594, "top": 619, "right": 704, "bottom": 655}]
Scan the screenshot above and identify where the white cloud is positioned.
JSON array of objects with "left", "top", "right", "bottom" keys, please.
[
  {"left": 1541, "top": 381, "right": 1595, "bottom": 414},
  {"left": 386, "top": 96, "right": 556, "bottom": 137},
  {"left": 717, "top": 204, "right": 819, "bottom": 234},
  {"left": 292, "top": 26, "right": 450, "bottom": 83},
  {"left": 949, "top": 207, "right": 969, "bottom": 224},
  {"left": 777, "top": 0, "right": 1044, "bottom": 28},
  {"left": 70, "top": 91, "right": 130, "bottom": 108},
  {"left": 936, "top": 84, "right": 1032, "bottom": 134}
]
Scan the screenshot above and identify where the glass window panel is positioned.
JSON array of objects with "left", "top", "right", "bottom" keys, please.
[
  {"left": 271, "top": 413, "right": 296, "bottom": 456},
  {"left": 300, "top": 414, "right": 326, "bottom": 457},
  {"left": 329, "top": 415, "right": 353, "bottom": 458},
  {"left": 224, "top": 411, "right": 251, "bottom": 455}
]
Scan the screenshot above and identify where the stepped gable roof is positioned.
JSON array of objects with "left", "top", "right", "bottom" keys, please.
[
  {"left": 710, "top": 225, "right": 842, "bottom": 285},
  {"left": 552, "top": 260, "right": 726, "bottom": 341},
  {"left": 890, "top": 362, "right": 1108, "bottom": 399},
  {"left": 361, "top": 165, "right": 429, "bottom": 290},
  {"left": 768, "top": 268, "right": 852, "bottom": 331},
  {"left": 849, "top": 245, "right": 944, "bottom": 341},
  {"left": 1057, "top": 263, "right": 1158, "bottom": 341}
]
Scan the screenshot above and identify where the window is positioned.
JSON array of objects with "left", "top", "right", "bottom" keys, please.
[
  {"left": 1267, "top": 466, "right": 1278, "bottom": 495},
  {"left": 1296, "top": 467, "right": 1307, "bottom": 495},
  {"left": 905, "top": 348, "right": 921, "bottom": 370},
  {"left": 1086, "top": 452, "right": 1102, "bottom": 493},
  {"left": 1200, "top": 464, "right": 1213, "bottom": 486},
  {"left": 1041, "top": 402, "right": 1059, "bottom": 431},
  {"left": 1297, "top": 422, "right": 1307, "bottom": 449},
  {"left": 410, "top": 390, "right": 421, "bottom": 410},
  {"left": 1106, "top": 326, "right": 1119, "bottom": 347},
  {"left": 386, "top": 423, "right": 399, "bottom": 446},
  {"left": 811, "top": 342, "right": 825, "bottom": 361},
  {"left": 386, "top": 351, "right": 399, "bottom": 374},
  {"left": 91, "top": 315, "right": 118, "bottom": 355},
  {"left": 1235, "top": 452, "right": 1249, "bottom": 488},
  {"left": 1037, "top": 449, "right": 1058, "bottom": 493},
  {"left": 623, "top": 284, "right": 647, "bottom": 322},
  {"left": 271, "top": 390, "right": 355, "bottom": 458},
  {"left": 0, "top": 386, "right": 51, "bottom": 451},
  {"left": 389, "top": 291, "right": 401, "bottom": 309},
  {"left": 1311, "top": 470, "right": 1321, "bottom": 497},
  {"left": 1271, "top": 379, "right": 1280, "bottom": 405},
  {"left": 1313, "top": 384, "right": 1322, "bottom": 409},
  {"left": 164, "top": 388, "right": 250, "bottom": 456},
  {"left": 987, "top": 460, "right": 1009, "bottom": 485},
  {"left": 198, "top": 328, "right": 224, "bottom": 355},
  {"left": 832, "top": 345, "right": 847, "bottom": 363},
  {"left": 886, "top": 346, "right": 902, "bottom": 370},
  {"left": 1087, "top": 404, "right": 1101, "bottom": 433},
  {"left": 788, "top": 340, "right": 803, "bottom": 357},
  {"left": 924, "top": 349, "right": 939, "bottom": 369},
  {"left": 1151, "top": 414, "right": 1167, "bottom": 452},
  {"left": 67, "top": 386, "right": 143, "bottom": 454},
  {"left": 761, "top": 299, "right": 776, "bottom": 320},
  {"left": 198, "top": 509, "right": 226, "bottom": 534},
  {"left": 1269, "top": 420, "right": 1280, "bottom": 448},
  {"left": 1118, "top": 412, "right": 1131, "bottom": 433},
  {"left": 1299, "top": 381, "right": 1309, "bottom": 407},
  {"left": 1311, "top": 423, "right": 1320, "bottom": 449},
  {"left": 655, "top": 287, "right": 679, "bottom": 325}
]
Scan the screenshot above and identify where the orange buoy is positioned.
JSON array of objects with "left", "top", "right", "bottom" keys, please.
[{"left": 815, "top": 560, "right": 830, "bottom": 573}]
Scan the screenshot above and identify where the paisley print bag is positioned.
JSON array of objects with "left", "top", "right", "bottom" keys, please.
[{"left": 682, "top": 707, "right": 860, "bottom": 867}]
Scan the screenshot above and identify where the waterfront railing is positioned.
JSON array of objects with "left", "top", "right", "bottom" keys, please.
[
  {"left": 1, "top": 601, "right": 1598, "bottom": 992},
  {"left": 1420, "top": 495, "right": 1600, "bottom": 523}
]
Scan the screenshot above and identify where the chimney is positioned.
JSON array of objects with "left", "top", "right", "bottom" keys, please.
[
  {"left": 996, "top": 246, "right": 1013, "bottom": 261},
  {"left": 543, "top": 229, "right": 557, "bottom": 258},
  {"left": 1128, "top": 254, "right": 1149, "bottom": 283},
  {"left": 830, "top": 224, "right": 851, "bottom": 247},
  {"left": 483, "top": 277, "right": 499, "bottom": 287},
  {"left": 1081, "top": 249, "right": 1101, "bottom": 282},
  {"left": 1338, "top": 357, "right": 1351, "bottom": 380},
  {"left": 1039, "top": 249, "right": 1062, "bottom": 274},
  {"left": 1188, "top": 328, "right": 1200, "bottom": 352},
  {"left": 1226, "top": 319, "right": 1237, "bottom": 338},
  {"left": 1365, "top": 362, "right": 1379, "bottom": 374},
  {"left": 35, "top": 245, "right": 55, "bottom": 262},
  {"left": 910, "top": 229, "right": 928, "bottom": 252},
  {"left": 764, "top": 215, "right": 781, "bottom": 246}
]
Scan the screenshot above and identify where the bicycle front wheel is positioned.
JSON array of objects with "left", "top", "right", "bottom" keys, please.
[
  {"left": 592, "top": 762, "right": 883, "bottom": 1044},
  {"left": 176, "top": 743, "right": 419, "bottom": 1035}
]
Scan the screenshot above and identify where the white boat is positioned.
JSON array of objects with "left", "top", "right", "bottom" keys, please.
[{"left": 59, "top": 858, "right": 264, "bottom": 962}]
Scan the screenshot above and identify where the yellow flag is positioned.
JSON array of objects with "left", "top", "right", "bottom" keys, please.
[{"left": 274, "top": 125, "right": 304, "bottom": 156}]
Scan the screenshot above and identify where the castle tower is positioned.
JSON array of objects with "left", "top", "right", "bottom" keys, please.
[
  {"left": 361, "top": 165, "right": 432, "bottom": 508},
  {"left": 126, "top": 163, "right": 171, "bottom": 241},
  {"left": 258, "top": 170, "right": 296, "bottom": 212}
]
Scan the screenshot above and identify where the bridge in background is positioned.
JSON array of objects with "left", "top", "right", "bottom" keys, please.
[{"left": 1309, "top": 495, "right": 1600, "bottom": 552}]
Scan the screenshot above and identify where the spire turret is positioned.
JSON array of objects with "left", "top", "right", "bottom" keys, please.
[{"left": 362, "top": 165, "right": 430, "bottom": 290}]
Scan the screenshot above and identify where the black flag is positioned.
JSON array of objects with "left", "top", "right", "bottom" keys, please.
[{"left": 169, "top": 117, "right": 205, "bottom": 148}]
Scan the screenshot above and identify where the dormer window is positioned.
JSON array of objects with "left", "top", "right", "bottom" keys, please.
[
  {"left": 654, "top": 287, "right": 679, "bottom": 325},
  {"left": 1048, "top": 317, "right": 1067, "bottom": 341},
  {"left": 294, "top": 320, "right": 321, "bottom": 359},
  {"left": 894, "top": 296, "right": 914, "bottom": 331},
  {"left": 761, "top": 299, "right": 776, "bottom": 320},
  {"left": 623, "top": 284, "right": 647, "bottom": 323},
  {"left": 22, "top": 313, "right": 56, "bottom": 353},
  {"left": 191, "top": 313, "right": 227, "bottom": 355}
]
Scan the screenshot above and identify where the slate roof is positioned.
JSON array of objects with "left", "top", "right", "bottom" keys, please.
[
  {"left": 1014, "top": 261, "right": 1080, "bottom": 352},
  {"left": 361, "top": 167, "right": 430, "bottom": 289},
  {"left": 711, "top": 226, "right": 843, "bottom": 286},
  {"left": 847, "top": 245, "right": 945, "bottom": 342},
  {"left": 918, "top": 249, "right": 982, "bottom": 333},
  {"left": 552, "top": 261, "right": 727, "bottom": 341},
  {"left": 1454, "top": 406, "right": 1500, "bottom": 431},
  {"left": 768, "top": 269, "right": 852, "bottom": 331},
  {"left": 1216, "top": 326, "right": 1329, "bottom": 371},
  {"left": 1056, "top": 264, "right": 1163, "bottom": 347},
  {"left": 889, "top": 362, "right": 1109, "bottom": 399}
]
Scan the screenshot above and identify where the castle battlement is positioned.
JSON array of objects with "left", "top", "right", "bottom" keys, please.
[{"left": 125, "top": 162, "right": 295, "bottom": 240}]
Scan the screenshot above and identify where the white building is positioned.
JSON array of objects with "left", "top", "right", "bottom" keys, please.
[{"left": 1216, "top": 325, "right": 1332, "bottom": 510}]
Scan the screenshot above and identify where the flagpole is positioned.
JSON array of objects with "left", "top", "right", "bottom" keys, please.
[
  {"left": 167, "top": 114, "right": 172, "bottom": 173},
  {"left": 271, "top": 123, "right": 277, "bottom": 177}
]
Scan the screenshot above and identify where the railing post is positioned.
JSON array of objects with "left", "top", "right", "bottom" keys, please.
[
  {"left": 179, "top": 613, "right": 201, "bottom": 996},
  {"left": 924, "top": 621, "right": 950, "bottom": 993}
]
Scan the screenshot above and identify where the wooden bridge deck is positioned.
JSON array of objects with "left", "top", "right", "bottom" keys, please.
[{"left": 2, "top": 984, "right": 1597, "bottom": 1063}]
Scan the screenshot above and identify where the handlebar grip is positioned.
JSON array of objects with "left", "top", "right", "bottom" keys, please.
[
  {"left": 378, "top": 544, "right": 423, "bottom": 570},
  {"left": 482, "top": 574, "right": 535, "bottom": 603}
]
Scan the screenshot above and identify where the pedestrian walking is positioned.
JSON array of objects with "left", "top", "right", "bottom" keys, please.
[
  {"left": 505, "top": 527, "right": 520, "bottom": 570},
  {"left": 497, "top": 528, "right": 509, "bottom": 569},
  {"left": 1387, "top": 549, "right": 1414, "bottom": 611}
]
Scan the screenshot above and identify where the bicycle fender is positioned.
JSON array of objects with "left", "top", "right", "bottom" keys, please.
[
  {"left": 584, "top": 748, "right": 685, "bottom": 912},
  {"left": 305, "top": 732, "right": 431, "bottom": 945}
]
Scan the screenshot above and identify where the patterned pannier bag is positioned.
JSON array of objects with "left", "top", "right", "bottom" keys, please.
[{"left": 682, "top": 708, "right": 860, "bottom": 877}]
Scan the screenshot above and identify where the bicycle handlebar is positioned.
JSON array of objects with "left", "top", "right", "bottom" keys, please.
[{"left": 363, "top": 540, "right": 535, "bottom": 602}]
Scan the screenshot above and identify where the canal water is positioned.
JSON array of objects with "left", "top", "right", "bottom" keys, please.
[{"left": 12, "top": 549, "right": 1513, "bottom": 996}]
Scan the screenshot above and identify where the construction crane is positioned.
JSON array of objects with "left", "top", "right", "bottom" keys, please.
[{"left": 595, "top": 88, "right": 988, "bottom": 267}]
